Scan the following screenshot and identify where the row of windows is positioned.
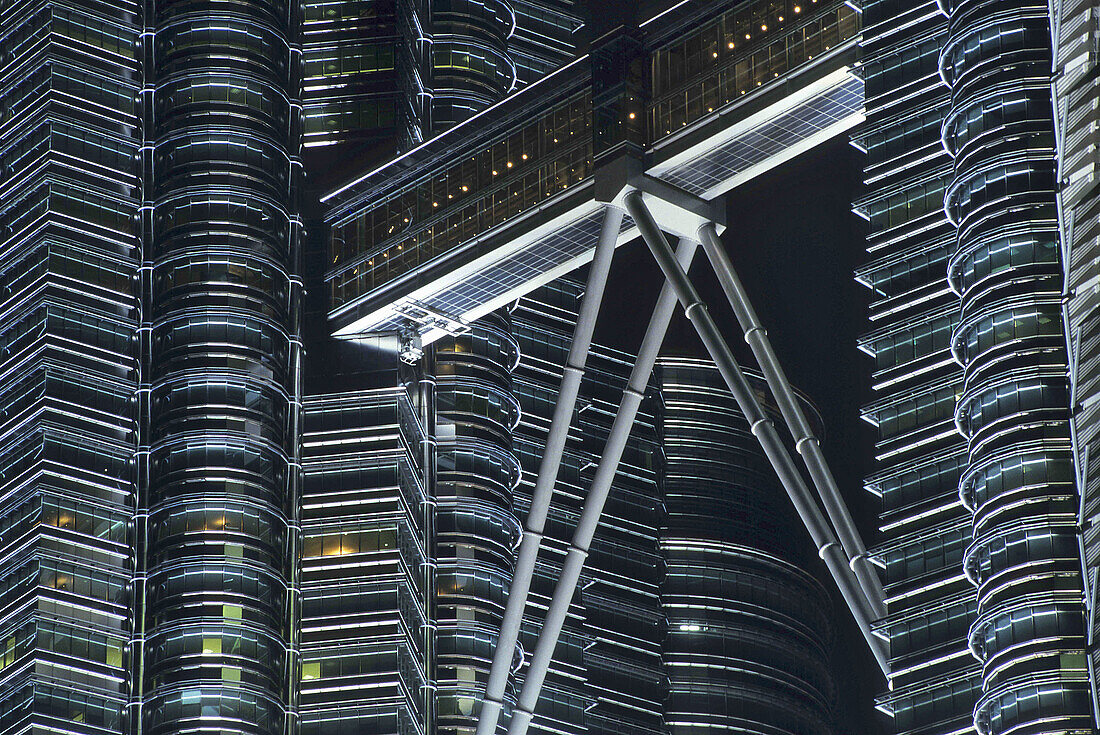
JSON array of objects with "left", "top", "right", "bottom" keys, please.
[
  {"left": 868, "top": 311, "right": 956, "bottom": 373},
  {"left": 302, "top": 526, "right": 398, "bottom": 558},
  {"left": 652, "top": 0, "right": 839, "bottom": 96},
  {"left": 946, "top": 91, "right": 1052, "bottom": 158},
  {"left": 433, "top": 43, "right": 514, "bottom": 93},
  {"left": 305, "top": 43, "right": 396, "bottom": 79},
  {"left": 51, "top": 6, "right": 136, "bottom": 58},
  {"left": 0, "top": 555, "right": 128, "bottom": 606},
  {"left": 867, "top": 178, "right": 947, "bottom": 232},
  {"left": 974, "top": 602, "right": 1084, "bottom": 662},
  {"left": 862, "top": 106, "right": 947, "bottom": 166},
  {"left": 144, "top": 687, "right": 283, "bottom": 733},
  {"left": 969, "top": 523, "right": 1077, "bottom": 586},
  {"left": 155, "top": 21, "right": 289, "bottom": 79},
  {"left": 947, "top": 160, "right": 1056, "bottom": 226},
  {"left": 0, "top": 682, "right": 124, "bottom": 731},
  {"left": 302, "top": 643, "right": 419, "bottom": 687},
  {"left": 891, "top": 675, "right": 980, "bottom": 733},
  {"left": 942, "top": 18, "right": 1050, "bottom": 87},
  {"left": 651, "top": 5, "right": 858, "bottom": 137},
  {"left": 155, "top": 135, "right": 290, "bottom": 197},
  {"left": 886, "top": 597, "right": 975, "bottom": 660},
  {"left": 980, "top": 679, "right": 1091, "bottom": 735},
  {"left": 304, "top": 98, "right": 397, "bottom": 140},
  {"left": 964, "top": 451, "right": 1074, "bottom": 517},
  {"left": 864, "top": 35, "right": 941, "bottom": 99},
  {"left": 150, "top": 503, "right": 286, "bottom": 548},
  {"left": 328, "top": 88, "right": 589, "bottom": 271},
  {"left": 885, "top": 526, "right": 969, "bottom": 587},
  {"left": 873, "top": 383, "right": 958, "bottom": 442},
  {"left": 878, "top": 452, "right": 967, "bottom": 513}
]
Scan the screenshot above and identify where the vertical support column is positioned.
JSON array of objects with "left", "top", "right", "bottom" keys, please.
[
  {"left": 477, "top": 205, "right": 624, "bottom": 735},
  {"left": 697, "top": 222, "right": 886, "bottom": 617},
  {"left": 502, "top": 237, "right": 701, "bottom": 735},
  {"left": 623, "top": 191, "right": 889, "bottom": 676}
]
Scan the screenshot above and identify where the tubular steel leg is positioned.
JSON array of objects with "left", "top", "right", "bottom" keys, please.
[
  {"left": 697, "top": 222, "right": 887, "bottom": 618},
  {"left": 624, "top": 190, "right": 890, "bottom": 676},
  {"left": 501, "top": 237, "right": 701, "bottom": 735},
  {"left": 476, "top": 206, "right": 624, "bottom": 735}
]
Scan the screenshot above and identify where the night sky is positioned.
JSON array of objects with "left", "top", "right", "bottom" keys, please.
[{"left": 576, "top": 2, "right": 886, "bottom": 730}]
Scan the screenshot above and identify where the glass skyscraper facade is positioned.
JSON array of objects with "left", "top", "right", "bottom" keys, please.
[
  {"left": 0, "top": 0, "right": 139, "bottom": 732},
  {"left": 858, "top": 0, "right": 1094, "bottom": 733},
  {"left": 3, "top": 0, "right": 1100, "bottom": 734}
]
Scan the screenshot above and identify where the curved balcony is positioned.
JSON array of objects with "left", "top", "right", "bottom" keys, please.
[
  {"left": 947, "top": 226, "right": 1060, "bottom": 303},
  {"left": 144, "top": 684, "right": 286, "bottom": 735},
  {"left": 145, "top": 622, "right": 287, "bottom": 692},
  {"left": 954, "top": 367, "right": 1071, "bottom": 458},
  {"left": 155, "top": 73, "right": 291, "bottom": 143},
  {"left": 972, "top": 670, "right": 1092, "bottom": 735},
  {"left": 968, "top": 592, "right": 1086, "bottom": 686},
  {"left": 154, "top": 15, "right": 290, "bottom": 87},
  {"left": 150, "top": 309, "right": 294, "bottom": 384},
  {"left": 937, "top": 1, "right": 1086, "bottom": 726},
  {"left": 428, "top": 0, "right": 517, "bottom": 131},
  {"left": 148, "top": 499, "right": 289, "bottom": 570},
  {"left": 154, "top": 131, "right": 292, "bottom": 203},
  {"left": 153, "top": 191, "right": 292, "bottom": 262},
  {"left": 958, "top": 441, "right": 1076, "bottom": 539},
  {"left": 152, "top": 252, "right": 293, "bottom": 322}
]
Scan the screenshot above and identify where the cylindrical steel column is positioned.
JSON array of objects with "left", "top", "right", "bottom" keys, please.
[
  {"left": 477, "top": 205, "right": 623, "bottom": 735},
  {"left": 697, "top": 222, "right": 886, "bottom": 617},
  {"left": 623, "top": 190, "right": 889, "bottom": 675},
  {"left": 501, "top": 237, "right": 701, "bottom": 735}
]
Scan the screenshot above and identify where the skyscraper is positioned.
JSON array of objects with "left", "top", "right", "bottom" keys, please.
[
  {"left": 4, "top": 1, "right": 1100, "bottom": 734},
  {"left": 858, "top": 0, "right": 1093, "bottom": 733}
]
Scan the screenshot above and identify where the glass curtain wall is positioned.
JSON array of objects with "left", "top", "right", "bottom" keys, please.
[
  {"left": 0, "top": 0, "right": 140, "bottom": 731},
  {"left": 300, "top": 358, "right": 432, "bottom": 735},
  {"left": 139, "top": 0, "right": 304, "bottom": 730},
  {"left": 655, "top": 357, "right": 835, "bottom": 735},
  {"left": 854, "top": 2, "right": 980, "bottom": 733},
  {"left": 940, "top": 0, "right": 1091, "bottom": 731}
]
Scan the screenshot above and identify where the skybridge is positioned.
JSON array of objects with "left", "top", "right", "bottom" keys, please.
[{"left": 320, "top": 0, "right": 863, "bottom": 344}]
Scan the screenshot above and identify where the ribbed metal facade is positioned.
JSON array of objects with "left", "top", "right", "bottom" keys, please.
[
  {"left": 859, "top": 0, "right": 1095, "bottom": 733},
  {"left": 940, "top": 1, "right": 1091, "bottom": 731},
  {"left": 856, "top": 2, "right": 980, "bottom": 732},
  {"left": 300, "top": 340, "right": 432, "bottom": 735},
  {"left": 139, "top": 0, "right": 304, "bottom": 726},
  {"left": 0, "top": 0, "right": 140, "bottom": 731},
  {"left": 1051, "top": 0, "right": 1100, "bottom": 714},
  {"left": 433, "top": 314, "right": 523, "bottom": 735},
  {"left": 655, "top": 357, "right": 835, "bottom": 735}
]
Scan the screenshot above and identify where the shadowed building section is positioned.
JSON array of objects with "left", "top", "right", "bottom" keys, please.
[{"left": 656, "top": 357, "right": 836, "bottom": 735}]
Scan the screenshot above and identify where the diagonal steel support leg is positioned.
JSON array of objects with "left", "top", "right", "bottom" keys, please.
[
  {"left": 501, "top": 237, "right": 701, "bottom": 735},
  {"left": 697, "top": 222, "right": 887, "bottom": 618},
  {"left": 477, "top": 205, "right": 624, "bottom": 735},
  {"left": 624, "top": 190, "right": 890, "bottom": 676}
]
